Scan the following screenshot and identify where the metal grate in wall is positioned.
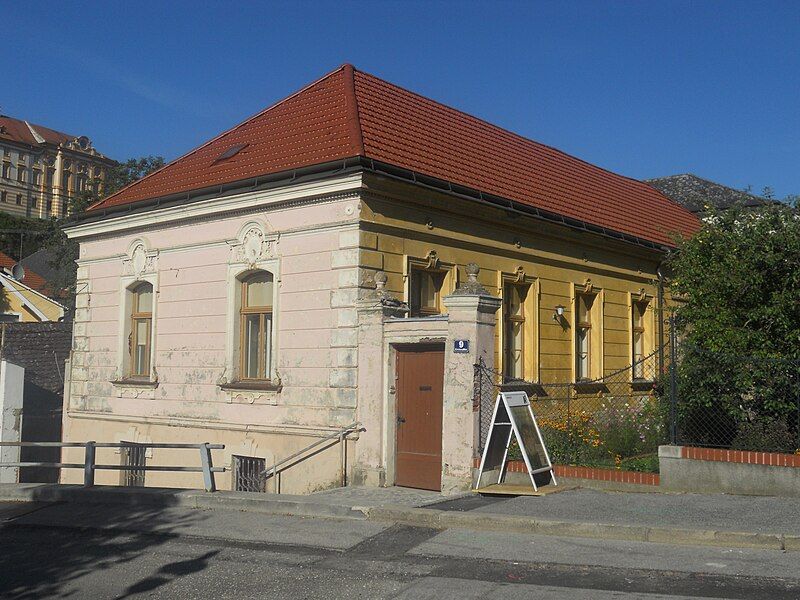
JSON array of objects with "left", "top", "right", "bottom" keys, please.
[
  {"left": 232, "top": 455, "right": 266, "bottom": 492},
  {"left": 120, "top": 443, "right": 146, "bottom": 487}
]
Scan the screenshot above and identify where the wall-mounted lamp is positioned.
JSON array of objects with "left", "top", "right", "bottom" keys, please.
[{"left": 553, "top": 304, "right": 565, "bottom": 321}]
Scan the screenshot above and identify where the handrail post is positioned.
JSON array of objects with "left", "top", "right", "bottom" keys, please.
[
  {"left": 84, "top": 441, "right": 96, "bottom": 487},
  {"left": 339, "top": 433, "right": 346, "bottom": 488},
  {"left": 199, "top": 443, "right": 216, "bottom": 492}
]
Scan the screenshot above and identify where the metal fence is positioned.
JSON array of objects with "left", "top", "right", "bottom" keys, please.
[
  {"left": 672, "top": 343, "right": 800, "bottom": 453},
  {"left": 474, "top": 325, "right": 800, "bottom": 473},
  {"left": 474, "top": 348, "right": 668, "bottom": 473},
  {"left": 0, "top": 441, "right": 226, "bottom": 492}
]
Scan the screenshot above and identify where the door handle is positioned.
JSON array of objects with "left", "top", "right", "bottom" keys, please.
[{"left": 397, "top": 415, "right": 406, "bottom": 425}]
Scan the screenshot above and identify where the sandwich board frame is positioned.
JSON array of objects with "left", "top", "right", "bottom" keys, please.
[{"left": 476, "top": 391, "right": 556, "bottom": 491}]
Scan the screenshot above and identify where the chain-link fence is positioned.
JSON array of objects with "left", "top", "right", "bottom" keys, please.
[
  {"left": 474, "top": 323, "right": 800, "bottom": 474},
  {"left": 475, "top": 347, "right": 668, "bottom": 473},
  {"left": 672, "top": 343, "right": 800, "bottom": 453}
]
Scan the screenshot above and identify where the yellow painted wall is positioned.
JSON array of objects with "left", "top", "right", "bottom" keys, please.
[
  {"left": 1, "top": 278, "right": 64, "bottom": 322},
  {"left": 360, "top": 175, "right": 671, "bottom": 385}
]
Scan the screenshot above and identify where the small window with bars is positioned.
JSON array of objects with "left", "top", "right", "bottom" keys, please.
[{"left": 232, "top": 455, "right": 266, "bottom": 492}]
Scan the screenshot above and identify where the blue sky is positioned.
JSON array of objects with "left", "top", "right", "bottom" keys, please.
[{"left": 4, "top": 1, "right": 799, "bottom": 198}]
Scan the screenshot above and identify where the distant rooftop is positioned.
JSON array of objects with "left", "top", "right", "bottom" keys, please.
[
  {"left": 0, "top": 250, "right": 50, "bottom": 295},
  {"left": 0, "top": 114, "right": 75, "bottom": 147},
  {"left": 645, "top": 174, "right": 774, "bottom": 214}
]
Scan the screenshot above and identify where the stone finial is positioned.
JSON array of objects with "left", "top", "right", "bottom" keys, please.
[
  {"left": 369, "top": 271, "right": 408, "bottom": 314},
  {"left": 452, "top": 262, "right": 489, "bottom": 296},
  {"left": 374, "top": 270, "right": 388, "bottom": 292}
]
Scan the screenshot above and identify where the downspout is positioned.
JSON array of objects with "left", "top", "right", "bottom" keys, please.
[{"left": 656, "top": 263, "right": 666, "bottom": 376}]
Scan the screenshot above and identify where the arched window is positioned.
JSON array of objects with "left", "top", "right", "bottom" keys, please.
[
  {"left": 130, "top": 282, "right": 153, "bottom": 377},
  {"left": 239, "top": 271, "right": 273, "bottom": 380}
]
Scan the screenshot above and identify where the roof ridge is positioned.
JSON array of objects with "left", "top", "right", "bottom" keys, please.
[
  {"left": 25, "top": 121, "right": 46, "bottom": 144},
  {"left": 90, "top": 64, "right": 352, "bottom": 211},
  {"left": 352, "top": 68, "right": 694, "bottom": 218},
  {"left": 342, "top": 64, "right": 365, "bottom": 156}
]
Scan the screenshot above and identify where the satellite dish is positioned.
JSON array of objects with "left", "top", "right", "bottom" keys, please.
[{"left": 11, "top": 263, "right": 24, "bottom": 281}]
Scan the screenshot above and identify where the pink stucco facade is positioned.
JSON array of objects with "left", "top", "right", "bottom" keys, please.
[{"left": 63, "top": 176, "right": 374, "bottom": 493}]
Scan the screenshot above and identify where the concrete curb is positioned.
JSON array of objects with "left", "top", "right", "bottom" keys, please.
[
  {"left": 363, "top": 504, "right": 796, "bottom": 551},
  {"left": 1, "top": 484, "right": 796, "bottom": 551},
  {"left": 0, "top": 484, "right": 367, "bottom": 520}
]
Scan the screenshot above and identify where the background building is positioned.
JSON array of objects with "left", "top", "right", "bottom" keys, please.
[
  {"left": 0, "top": 251, "right": 64, "bottom": 322},
  {"left": 0, "top": 115, "right": 114, "bottom": 220},
  {"left": 646, "top": 174, "right": 776, "bottom": 215}
]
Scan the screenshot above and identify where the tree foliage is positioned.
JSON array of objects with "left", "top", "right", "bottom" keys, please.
[
  {"left": 69, "top": 155, "right": 166, "bottom": 215},
  {"left": 668, "top": 201, "right": 800, "bottom": 450}
]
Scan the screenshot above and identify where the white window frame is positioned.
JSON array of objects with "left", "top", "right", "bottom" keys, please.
[
  {"left": 629, "top": 292, "right": 655, "bottom": 382},
  {"left": 498, "top": 270, "right": 539, "bottom": 382},
  {"left": 117, "top": 272, "right": 159, "bottom": 382},
  {"left": 225, "top": 259, "right": 281, "bottom": 384},
  {"left": 571, "top": 283, "right": 604, "bottom": 382}
]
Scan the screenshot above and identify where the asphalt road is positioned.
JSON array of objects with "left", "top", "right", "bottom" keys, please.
[{"left": 1, "top": 503, "right": 798, "bottom": 599}]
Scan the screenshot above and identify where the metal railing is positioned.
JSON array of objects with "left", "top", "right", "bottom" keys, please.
[
  {"left": 0, "top": 441, "right": 226, "bottom": 492},
  {"left": 260, "top": 422, "right": 363, "bottom": 494}
]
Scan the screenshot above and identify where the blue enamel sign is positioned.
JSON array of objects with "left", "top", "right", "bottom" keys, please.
[{"left": 453, "top": 339, "right": 470, "bottom": 353}]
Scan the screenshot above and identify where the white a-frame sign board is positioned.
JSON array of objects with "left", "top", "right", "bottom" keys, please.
[{"left": 476, "top": 391, "right": 556, "bottom": 491}]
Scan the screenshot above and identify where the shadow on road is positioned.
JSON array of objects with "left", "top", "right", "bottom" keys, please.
[
  {"left": 114, "top": 550, "right": 220, "bottom": 599},
  {"left": 0, "top": 488, "right": 211, "bottom": 599}
]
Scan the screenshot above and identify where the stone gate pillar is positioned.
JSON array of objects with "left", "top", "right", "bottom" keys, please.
[
  {"left": 441, "top": 264, "right": 501, "bottom": 494},
  {"left": 352, "top": 272, "right": 406, "bottom": 487}
]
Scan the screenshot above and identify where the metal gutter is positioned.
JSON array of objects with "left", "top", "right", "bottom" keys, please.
[{"left": 72, "top": 155, "right": 671, "bottom": 252}]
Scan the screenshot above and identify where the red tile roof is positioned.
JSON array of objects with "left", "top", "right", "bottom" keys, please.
[
  {"left": 0, "top": 115, "right": 74, "bottom": 147},
  {"left": 0, "top": 251, "right": 51, "bottom": 296},
  {"left": 90, "top": 65, "right": 699, "bottom": 247}
]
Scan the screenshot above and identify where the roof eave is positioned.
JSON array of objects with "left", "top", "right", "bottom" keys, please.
[{"left": 74, "top": 156, "right": 676, "bottom": 252}]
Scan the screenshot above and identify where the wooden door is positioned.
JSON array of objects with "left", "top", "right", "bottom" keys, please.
[{"left": 395, "top": 345, "right": 445, "bottom": 491}]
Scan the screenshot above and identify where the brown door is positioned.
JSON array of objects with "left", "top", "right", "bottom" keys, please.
[{"left": 395, "top": 345, "right": 444, "bottom": 491}]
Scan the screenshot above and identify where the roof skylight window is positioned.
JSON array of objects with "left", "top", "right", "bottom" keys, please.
[{"left": 214, "top": 143, "right": 248, "bottom": 163}]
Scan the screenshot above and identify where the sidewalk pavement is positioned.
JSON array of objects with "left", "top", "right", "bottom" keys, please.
[{"left": 1, "top": 481, "right": 798, "bottom": 552}]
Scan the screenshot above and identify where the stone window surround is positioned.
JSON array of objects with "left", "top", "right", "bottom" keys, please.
[
  {"left": 222, "top": 257, "right": 281, "bottom": 392},
  {"left": 571, "top": 280, "right": 604, "bottom": 384},
  {"left": 498, "top": 269, "right": 539, "bottom": 383},
  {"left": 404, "top": 252, "right": 458, "bottom": 317},
  {"left": 113, "top": 241, "right": 160, "bottom": 388},
  {"left": 629, "top": 290, "right": 655, "bottom": 382}
]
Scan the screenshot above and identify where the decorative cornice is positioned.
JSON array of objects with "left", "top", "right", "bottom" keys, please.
[{"left": 64, "top": 173, "right": 364, "bottom": 241}]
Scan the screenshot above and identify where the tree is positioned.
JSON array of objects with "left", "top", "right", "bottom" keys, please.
[
  {"left": 668, "top": 200, "right": 800, "bottom": 450},
  {"left": 105, "top": 156, "right": 165, "bottom": 197},
  {"left": 68, "top": 155, "right": 166, "bottom": 215}
]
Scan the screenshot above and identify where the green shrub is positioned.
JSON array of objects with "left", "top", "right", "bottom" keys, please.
[{"left": 731, "top": 416, "right": 797, "bottom": 454}]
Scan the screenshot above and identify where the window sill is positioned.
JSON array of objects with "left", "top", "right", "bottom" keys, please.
[
  {"left": 111, "top": 379, "right": 159, "bottom": 389},
  {"left": 631, "top": 379, "right": 657, "bottom": 391},
  {"left": 219, "top": 381, "right": 282, "bottom": 393},
  {"left": 573, "top": 381, "right": 607, "bottom": 393},
  {"left": 500, "top": 381, "right": 544, "bottom": 396}
]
